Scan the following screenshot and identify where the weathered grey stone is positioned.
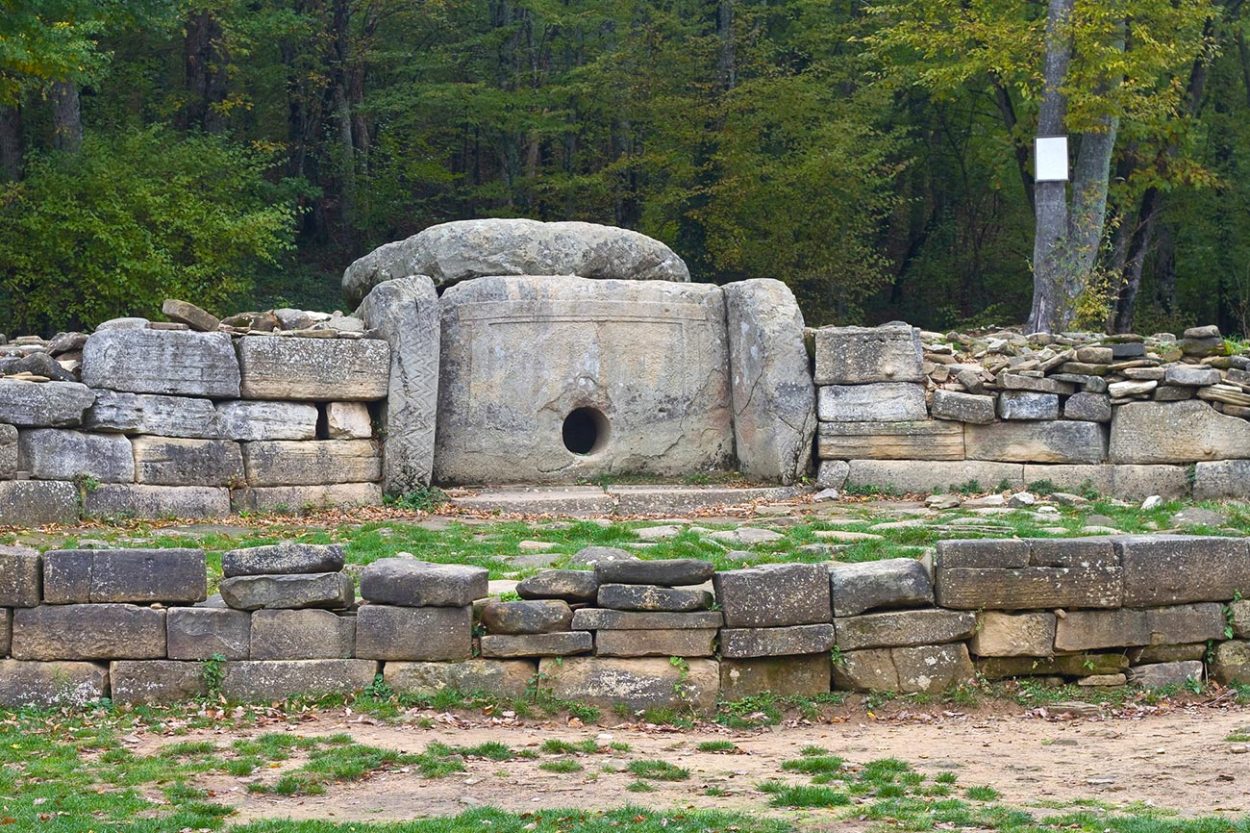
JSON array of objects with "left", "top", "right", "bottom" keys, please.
[
  {"left": 0, "top": 380, "right": 95, "bottom": 426},
  {"left": 0, "top": 546, "right": 41, "bottom": 607},
  {"left": 83, "top": 329, "right": 240, "bottom": 398},
  {"left": 537, "top": 656, "right": 717, "bottom": 712},
  {"left": 935, "top": 539, "right": 1031, "bottom": 569},
  {"left": 595, "top": 628, "right": 717, "bottom": 657},
  {"left": 1054, "top": 609, "right": 1150, "bottom": 651},
  {"left": 11, "top": 604, "right": 165, "bottom": 659},
  {"left": 1193, "top": 459, "right": 1250, "bottom": 499},
  {"left": 241, "top": 439, "right": 381, "bottom": 486},
  {"left": 597, "top": 584, "right": 712, "bottom": 612},
  {"left": 214, "top": 401, "right": 319, "bottom": 441},
  {"left": 0, "top": 609, "right": 9, "bottom": 656},
  {"left": 480, "top": 632, "right": 593, "bottom": 658},
  {"left": 19, "top": 429, "right": 134, "bottom": 482},
  {"left": 0, "top": 423, "right": 14, "bottom": 477},
  {"left": 817, "top": 383, "right": 926, "bottom": 422},
  {"left": 385, "top": 659, "right": 536, "bottom": 698},
  {"left": 817, "top": 420, "right": 964, "bottom": 461},
  {"left": 720, "top": 623, "right": 836, "bottom": 658},
  {"left": 1110, "top": 401, "right": 1250, "bottom": 463},
  {"left": 970, "top": 611, "right": 1056, "bottom": 657},
  {"left": 569, "top": 546, "right": 634, "bottom": 567},
  {"left": 480, "top": 599, "right": 572, "bottom": 634},
  {"left": 1020, "top": 464, "right": 1190, "bottom": 500},
  {"left": 1165, "top": 365, "right": 1221, "bottom": 386},
  {"left": 1212, "top": 641, "right": 1250, "bottom": 684},
  {"left": 436, "top": 276, "right": 732, "bottom": 484},
  {"left": 0, "top": 660, "right": 108, "bottom": 707},
  {"left": 1026, "top": 537, "right": 1118, "bottom": 568},
  {"left": 167, "top": 607, "right": 251, "bottom": 660},
  {"left": 355, "top": 276, "right": 440, "bottom": 493},
  {"left": 830, "top": 559, "right": 933, "bottom": 617},
  {"left": 343, "top": 218, "right": 690, "bottom": 302},
  {"left": 1229, "top": 600, "right": 1250, "bottom": 638},
  {"left": 723, "top": 279, "right": 816, "bottom": 484},
  {"left": 250, "top": 609, "right": 355, "bottom": 659},
  {"left": 1128, "top": 661, "right": 1204, "bottom": 688},
  {"left": 325, "top": 402, "right": 372, "bottom": 439},
  {"left": 162, "top": 299, "right": 220, "bottom": 332},
  {"left": 1144, "top": 603, "right": 1226, "bottom": 644},
  {"left": 999, "top": 373, "right": 1074, "bottom": 395},
  {"left": 517, "top": 570, "right": 599, "bottom": 602},
  {"left": 892, "top": 644, "right": 976, "bottom": 693},
  {"left": 931, "top": 390, "right": 996, "bottom": 424},
  {"left": 996, "top": 391, "right": 1059, "bottom": 420},
  {"left": 835, "top": 610, "right": 975, "bottom": 650},
  {"left": 0, "top": 480, "right": 79, "bottom": 525},
  {"left": 1115, "top": 535, "right": 1250, "bottom": 606},
  {"left": 978, "top": 653, "right": 1128, "bottom": 680},
  {"left": 595, "top": 558, "right": 715, "bottom": 587},
  {"left": 714, "top": 564, "right": 831, "bottom": 628},
  {"left": 229, "top": 482, "right": 382, "bottom": 512},
  {"left": 814, "top": 324, "right": 923, "bottom": 385},
  {"left": 816, "top": 460, "right": 850, "bottom": 488},
  {"left": 219, "top": 572, "right": 354, "bottom": 611},
  {"left": 936, "top": 566, "right": 1122, "bottom": 610},
  {"left": 360, "top": 559, "right": 487, "bottom": 607},
  {"left": 236, "top": 337, "right": 389, "bottom": 401},
  {"left": 1063, "top": 392, "right": 1112, "bottom": 423},
  {"left": 221, "top": 659, "right": 379, "bottom": 702},
  {"left": 110, "top": 660, "right": 208, "bottom": 704},
  {"left": 131, "top": 436, "right": 244, "bottom": 486},
  {"left": 720, "top": 654, "right": 831, "bottom": 699},
  {"left": 43, "top": 548, "right": 206, "bottom": 604},
  {"left": 571, "top": 610, "right": 723, "bottom": 630},
  {"left": 846, "top": 460, "right": 1024, "bottom": 494},
  {"left": 83, "top": 484, "right": 231, "bottom": 519},
  {"left": 223, "top": 543, "right": 345, "bottom": 578},
  {"left": 84, "top": 391, "right": 220, "bottom": 438},
  {"left": 354, "top": 604, "right": 472, "bottom": 660}
]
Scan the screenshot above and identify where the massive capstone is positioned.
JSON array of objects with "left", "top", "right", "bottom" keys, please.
[{"left": 342, "top": 218, "right": 690, "bottom": 303}]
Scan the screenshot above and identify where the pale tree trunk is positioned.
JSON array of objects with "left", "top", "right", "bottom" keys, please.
[
  {"left": 1028, "top": 1, "right": 1123, "bottom": 333},
  {"left": 51, "top": 81, "right": 82, "bottom": 153},
  {"left": 0, "top": 104, "right": 22, "bottom": 180}
]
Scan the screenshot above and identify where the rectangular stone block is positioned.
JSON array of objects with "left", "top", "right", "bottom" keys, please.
[
  {"left": 223, "top": 543, "right": 345, "bottom": 578},
  {"left": 0, "top": 546, "right": 42, "bottom": 607},
  {"left": 1027, "top": 538, "right": 1117, "bottom": 568},
  {"left": 43, "top": 548, "right": 206, "bottom": 604},
  {"left": 167, "top": 607, "right": 251, "bottom": 660},
  {"left": 215, "top": 401, "right": 319, "bottom": 441},
  {"left": 384, "top": 659, "right": 537, "bottom": 699},
  {"left": 132, "top": 437, "right": 244, "bottom": 487},
  {"left": 219, "top": 572, "right": 353, "bottom": 611},
  {"left": 713, "top": 564, "right": 831, "bottom": 628},
  {"left": 570, "top": 610, "right": 724, "bottom": 631},
  {"left": 720, "top": 654, "right": 831, "bottom": 699},
  {"left": 83, "top": 329, "right": 241, "bottom": 398},
  {"left": 816, "top": 420, "right": 964, "bottom": 461},
  {"left": 0, "top": 423, "right": 16, "bottom": 477},
  {"left": 719, "top": 623, "right": 836, "bottom": 658},
  {"left": 596, "top": 584, "right": 712, "bottom": 612},
  {"left": 965, "top": 421, "right": 1108, "bottom": 464},
  {"left": 930, "top": 390, "right": 996, "bottom": 424},
  {"left": 997, "top": 391, "right": 1059, "bottom": 420},
  {"left": 537, "top": 656, "right": 719, "bottom": 713},
  {"left": 1193, "top": 459, "right": 1250, "bottom": 500},
  {"left": 1146, "top": 603, "right": 1225, "bottom": 644},
  {"left": 1021, "top": 464, "right": 1191, "bottom": 500},
  {"left": 0, "top": 659, "right": 108, "bottom": 707},
  {"left": 19, "top": 429, "right": 134, "bottom": 483},
  {"left": 242, "top": 440, "right": 380, "bottom": 486},
  {"left": 1054, "top": 609, "right": 1150, "bottom": 651},
  {"left": 229, "top": 482, "right": 382, "bottom": 513},
  {"left": 978, "top": 653, "right": 1128, "bottom": 680},
  {"left": 834, "top": 644, "right": 973, "bottom": 693},
  {"left": 480, "top": 632, "right": 593, "bottom": 658},
  {"left": 817, "top": 383, "right": 927, "bottom": 422},
  {"left": 813, "top": 324, "right": 923, "bottom": 385},
  {"left": 1110, "top": 401, "right": 1250, "bottom": 464},
  {"left": 0, "top": 480, "right": 79, "bottom": 526},
  {"left": 326, "top": 402, "right": 373, "bottom": 439},
  {"left": 846, "top": 459, "right": 1024, "bottom": 494},
  {"left": 1128, "top": 661, "right": 1204, "bottom": 689},
  {"left": 830, "top": 558, "right": 933, "bottom": 617},
  {"left": 935, "top": 539, "right": 1031, "bottom": 569},
  {"left": 354, "top": 605, "right": 472, "bottom": 661},
  {"left": 0, "top": 380, "right": 95, "bottom": 427},
  {"left": 936, "top": 566, "right": 1122, "bottom": 610},
  {"left": 236, "top": 337, "right": 389, "bottom": 401},
  {"left": 83, "top": 484, "right": 230, "bottom": 520},
  {"left": 250, "top": 609, "right": 355, "bottom": 659},
  {"left": 835, "top": 609, "right": 976, "bottom": 651},
  {"left": 0, "top": 609, "right": 8, "bottom": 656},
  {"left": 110, "top": 660, "right": 208, "bottom": 705},
  {"left": 594, "top": 629, "right": 717, "bottom": 657},
  {"left": 11, "top": 604, "right": 165, "bottom": 660},
  {"left": 84, "top": 391, "right": 221, "bottom": 438},
  {"left": 1116, "top": 535, "right": 1250, "bottom": 606},
  {"left": 970, "top": 612, "right": 1056, "bottom": 657},
  {"left": 221, "top": 659, "right": 380, "bottom": 702},
  {"left": 360, "top": 559, "right": 487, "bottom": 607}
]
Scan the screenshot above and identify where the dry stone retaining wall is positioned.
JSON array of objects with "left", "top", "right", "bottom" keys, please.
[{"left": 3, "top": 536, "right": 1249, "bottom": 709}]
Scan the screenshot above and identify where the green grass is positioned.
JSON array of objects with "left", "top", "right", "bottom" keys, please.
[
  {"left": 627, "top": 759, "right": 690, "bottom": 781},
  {"left": 542, "top": 738, "right": 600, "bottom": 754},
  {"left": 768, "top": 785, "right": 853, "bottom": 808},
  {"left": 696, "top": 740, "right": 739, "bottom": 753},
  {"left": 781, "top": 754, "right": 844, "bottom": 775},
  {"left": 539, "top": 758, "right": 584, "bottom": 773},
  {"left": 966, "top": 785, "right": 1001, "bottom": 801}
]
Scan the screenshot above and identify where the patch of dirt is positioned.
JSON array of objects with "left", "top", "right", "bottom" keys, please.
[{"left": 135, "top": 704, "right": 1250, "bottom": 826}]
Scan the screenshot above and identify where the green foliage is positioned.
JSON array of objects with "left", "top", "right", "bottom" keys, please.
[{"left": 0, "top": 126, "right": 299, "bottom": 333}]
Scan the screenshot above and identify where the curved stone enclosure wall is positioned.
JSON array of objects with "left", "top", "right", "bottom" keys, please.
[{"left": 1, "top": 536, "right": 1246, "bottom": 708}]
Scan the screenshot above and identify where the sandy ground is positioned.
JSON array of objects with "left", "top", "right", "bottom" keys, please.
[{"left": 123, "top": 702, "right": 1250, "bottom": 826}]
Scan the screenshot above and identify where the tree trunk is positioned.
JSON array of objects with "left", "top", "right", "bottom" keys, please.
[
  {"left": 51, "top": 81, "right": 82, "bottom": 153},
  {"left": 0, "top": 104, "right": 22, "bottom": 180},
  {"left": 183, "top": 11, "right": 229, "bottom": 133},
  {"left": 718, "top": 0, "right": 736, "bottom": 92}
]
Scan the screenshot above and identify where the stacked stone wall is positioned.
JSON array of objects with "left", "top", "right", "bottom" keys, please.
[{"left": 4, "top": 536, "right": 1249, "bottom": 709}]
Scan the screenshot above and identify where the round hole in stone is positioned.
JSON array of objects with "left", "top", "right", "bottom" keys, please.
[{"left": 562, "top": 407, "right": 609, "bottom": 456}]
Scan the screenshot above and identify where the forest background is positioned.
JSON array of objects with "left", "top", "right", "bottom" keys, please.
[{"left": 2, "top": 0, "right": 1248, "bottom": 339}]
